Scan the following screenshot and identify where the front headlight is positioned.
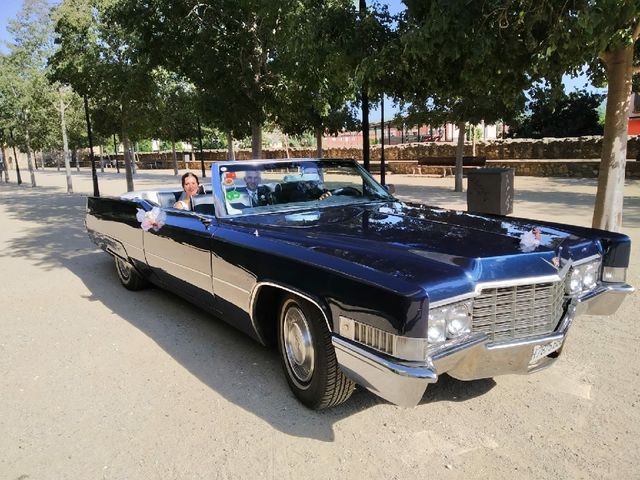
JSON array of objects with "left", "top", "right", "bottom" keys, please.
[
  {"left": 428, "top": 300, "right": 473, "bottom": 344},
  {"left": 566, "top": 259, "right": 601, "bottom": 295}
]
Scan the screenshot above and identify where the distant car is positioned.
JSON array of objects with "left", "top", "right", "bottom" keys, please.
[{"left": 85, "top": 158, "right": 633, "bottom": 409}]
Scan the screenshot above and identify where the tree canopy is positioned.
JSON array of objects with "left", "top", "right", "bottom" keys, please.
[
  {"left": 509, "top": 86, "right": 605, "bottom": 138},
  {"left": 0, "top": 0, "right": 637, "bottom": 229}
]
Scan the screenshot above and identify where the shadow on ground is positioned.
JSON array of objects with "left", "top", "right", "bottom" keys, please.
[{"left": 0, "top": 184, "right": 493, "bottom": 442}]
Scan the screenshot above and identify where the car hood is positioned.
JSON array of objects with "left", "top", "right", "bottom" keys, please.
[{"left": 227, "top": 201, "right": 600, "bottom": 301}]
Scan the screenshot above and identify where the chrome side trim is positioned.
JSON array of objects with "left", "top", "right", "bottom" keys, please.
[
  {"left": 249, "top": 281, "right": 333, "bottom": 344},
  {"left": 332, "top": 336, "right": 437, "bottom": 407},
  {"left": 214, "top": 277, "right": 251, "bottom": 294}
]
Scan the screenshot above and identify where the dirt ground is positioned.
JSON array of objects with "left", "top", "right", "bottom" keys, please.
[{"left": 1, "top": 168, "right": 639, "bottom": 480}]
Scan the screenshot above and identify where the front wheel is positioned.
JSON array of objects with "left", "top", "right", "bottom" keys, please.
[
  {"left": 277, "top": 294, "right": 355, "bottom": 409},
  {"left": 114, "top": 256, "right": 148, "bottom": 291}
]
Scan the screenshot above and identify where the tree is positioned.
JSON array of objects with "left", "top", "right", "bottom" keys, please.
[
  {"left": 271, "top": 0, "right": 362, "bottom": 157},
  {"left": 396, "top": 0, "right": 638, "bottom": 230},
  {"left": 509, "top": 86, "right": 605, "bottom": 138},
  {"left": 479, "top": 0, "right": 640, "bottom": 230},
  {"left": 50, "top": 0, "right": 158, "bottom": 192},
  {"left": 116, "top": 0, "right": 291, "bottom": 160},
  {"left": 152, "top": 69, "right": 198, "bottom": 175},
  {"left": 395, "top": 1, "right": 529, "bottom": 191},
  {"left": 1, "top": 0, "right": 59, "bottom": 188}
]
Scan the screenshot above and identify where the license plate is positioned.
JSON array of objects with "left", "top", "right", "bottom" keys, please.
[{"left": 530, "top": 339, "right": 563, "bottom": 365}]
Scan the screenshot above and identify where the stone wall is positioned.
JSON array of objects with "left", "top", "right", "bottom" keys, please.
[
  {"left": 75, "top": 136, "right": 640, "bottom": 179},
  {"left": 379, "top": 160, "right": 639, "bottom": 179},
  {"left": 97, "top": 135, "right": 640, "bottom": 165}
]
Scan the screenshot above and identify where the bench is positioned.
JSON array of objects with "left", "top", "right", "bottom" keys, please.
[
  {"left": 138, "top": 159, "right": 163, "bottom": 169},
  {"left": 415, "top": 156, "right": 487, "bottom": 177}
]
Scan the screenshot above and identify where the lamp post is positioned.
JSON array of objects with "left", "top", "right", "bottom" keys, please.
[
  {"left": 359, "top": 0, "right": 370, "bottom": 172},
  {"left": 380, "top": 94, "right": 385, "bottom": 186},
  {"left": 83, "top": 95, "right": 99, "bottom": 197},
  {"left": 197, "top": 117, "right": 206, "bottom": 178}
]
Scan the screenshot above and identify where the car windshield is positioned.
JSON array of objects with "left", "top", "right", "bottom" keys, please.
[{"left": 219, "top": 159, "right": 393, "bottom": 216}]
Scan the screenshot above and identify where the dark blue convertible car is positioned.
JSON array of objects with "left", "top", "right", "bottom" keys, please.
[{"left": 86, "top": 159, "right": 633, "bottom": 409}]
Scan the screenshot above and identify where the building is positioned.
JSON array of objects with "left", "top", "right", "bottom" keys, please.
[
  {"left": 322, "top": 120, "right": 502, "bottom": 148},
  {"left": 628, "top": 93, "right": 640, "bottom": 135}
]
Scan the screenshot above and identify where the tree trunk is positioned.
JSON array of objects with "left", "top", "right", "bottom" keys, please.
[
  {"left": 25, "top": 129, "right": 37, "bottom": 187},
  {"left": 132, "top": 143, "right": 138, "bottom": 175},
  {"left": 455, "top": 121, "right": 465, "bottom": 192},
  {"left": 122, "top": 121, "right": 134, "bottom": 192},
  {"left": 59, "top": 90, "right": 73, "bottom": 194},
  {"left": 227, "top": 132, "right": 235, "bottom": 160},
  {"left": 592, "top": 45, "right": 634, "bottom": 231},
  {"left": 315, "top": 127, "right": 323, "bottom": 158},
  {"left": 74, "top": 148, "right": 79, "bottom": 171},
  {"left": 283, "top": 132, "right": 290, "bottom": 159},
  {"left": 472, "top": 126, "right": 477, "bottom": 156},
  {"left": 10, "top": 138, "right": 22, "bottom": 185},
  {"left": 251, "top": 122, "right": 262, "bottom": 159},
  {"left": 113, "top": 135, "right": 120, "bottom": 173},
  {"left": 99, "top": 145, "right": 104, "bottom": 173},
  {"left": 1, "top": 145, "right": 9, "bottom": 183},
  {"left": 171, "top": 138, "right": 178, "bottom": 175}
]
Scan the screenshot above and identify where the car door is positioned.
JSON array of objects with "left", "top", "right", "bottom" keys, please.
[{"left": 143, "top": 209, "right": 218, "bottom": 312}]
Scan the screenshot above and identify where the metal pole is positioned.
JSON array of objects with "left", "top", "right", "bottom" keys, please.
[
  {"left": 359, "top": 0, "right": 370, "bottom": 172},
  {"left": 380, "top": 95, "right": 385, "bottom": 186},
  {"left": 84, "top": 95, "right": 99, "bottom": 197},
  {"left": 197, "top": 117, "right": 206, "bottom": 178}
]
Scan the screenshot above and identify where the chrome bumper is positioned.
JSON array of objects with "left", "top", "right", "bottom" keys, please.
[
  {"left": 575, "top": 282, "right": 634, "bottom": 316},
  {"left": 333, "top": 282, "right": 633, "bottom": 407}
]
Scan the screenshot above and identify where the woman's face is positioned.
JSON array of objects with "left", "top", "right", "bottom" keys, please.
[{"left": 183, "top": 175, "right": 199, "bottom": 197}]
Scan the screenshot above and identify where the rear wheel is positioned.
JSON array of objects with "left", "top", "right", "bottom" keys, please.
[
  {"left": 114, "top": 256, "right": 148, "bottom": 291},
  {"left": 278, "top": 294, "right": 355, "bottom": 409}
]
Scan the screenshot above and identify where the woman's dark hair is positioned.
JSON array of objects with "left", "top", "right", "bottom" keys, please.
[{"left": 181, "top": 172, "right": 199, "bottom": 187}]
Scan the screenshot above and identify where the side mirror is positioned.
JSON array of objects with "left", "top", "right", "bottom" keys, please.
[{"left": 384, "top": 184, "right": 396, "bottom": 195}]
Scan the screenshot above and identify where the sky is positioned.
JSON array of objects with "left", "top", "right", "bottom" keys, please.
[
  {"left": 0, "top": 0, "right": 604, "bottom": 122},
  {"left": 0, "top": 0, "right": 25, "bottom": 52}
]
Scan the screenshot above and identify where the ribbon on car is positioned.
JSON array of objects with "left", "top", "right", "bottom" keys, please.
[{"left": 136, "top": 207, "right": 167, "bottom": 232}]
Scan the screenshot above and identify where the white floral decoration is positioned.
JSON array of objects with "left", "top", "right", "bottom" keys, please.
[
  {"left": 136, "top": 207, "right": 167, "bottom": 232},
  {"left": 519, "top": 229, "right": 541, "bottom": 252}
]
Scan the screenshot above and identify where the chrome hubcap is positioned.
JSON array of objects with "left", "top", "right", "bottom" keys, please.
[
  {"left": 116, "top": 258, "right": 131, "bottom": 281},
  {"left": 283, "top": 305, "right": 314, "bottom": 383}
]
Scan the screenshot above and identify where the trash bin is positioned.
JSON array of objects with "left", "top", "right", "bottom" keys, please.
[{"left": 467, "top": 168, "right": 514, "bottom": 215}]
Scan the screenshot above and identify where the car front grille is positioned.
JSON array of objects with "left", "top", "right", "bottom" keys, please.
[{"left": 472, "top": 281, "right": 566, "bottom": 341}]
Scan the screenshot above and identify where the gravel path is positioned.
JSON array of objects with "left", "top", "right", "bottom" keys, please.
[{"left": 1, "top": 168, "right": 638, "bottom": 479}]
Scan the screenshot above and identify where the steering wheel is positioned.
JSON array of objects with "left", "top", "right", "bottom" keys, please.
[{"left": 331, "top": 186, "right": 362, "bottom": 197}]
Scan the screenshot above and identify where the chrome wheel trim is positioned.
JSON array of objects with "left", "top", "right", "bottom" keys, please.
[
  {"left": 116, "top": 257, "right": 131, "bottom": 282},
  {"left": 283, "top": 304, "right": 314, "bottom": 384}
]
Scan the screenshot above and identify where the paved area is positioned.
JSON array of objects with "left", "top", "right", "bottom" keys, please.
[{"left": 1, "top": 167, "right": 639, "bottom": 479}]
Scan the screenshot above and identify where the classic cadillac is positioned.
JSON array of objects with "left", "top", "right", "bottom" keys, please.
[{"left": 86, "top": 159, "right": 633, "bottom": 409}]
